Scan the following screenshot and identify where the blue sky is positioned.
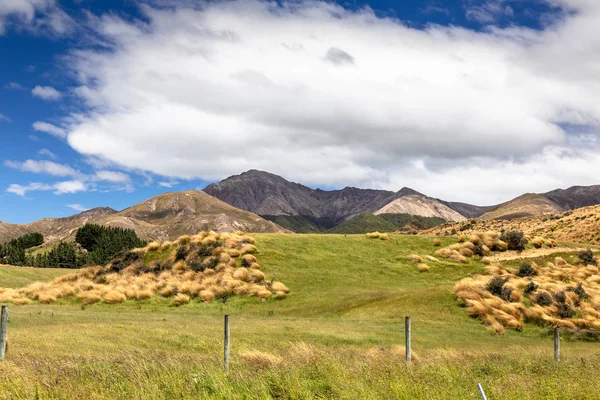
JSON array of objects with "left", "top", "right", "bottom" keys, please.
[{"left": 0, "top": 0, "right": 598, "bottom": 223}]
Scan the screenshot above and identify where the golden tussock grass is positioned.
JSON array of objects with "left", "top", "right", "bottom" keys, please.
[
  {"left": 408, "top": 255, "right": 422, "bottom": 264},
  {"left": 0, "top": 231, "right": 289, "bottom": 306},
  {"left": 433, "top": 239, "right": 441, "bottom": 246},
  {"left": 425, "top": 255, "right": 439, "bottom": 263},
  {"left": 418, "top": 264, "right": 430, "bottom": 272},
  {"left": 241, "top": 350, "right": 283, "bottom": 368},
  {"left": 455, "top": 254, "right": 600, "bottom": 335}
]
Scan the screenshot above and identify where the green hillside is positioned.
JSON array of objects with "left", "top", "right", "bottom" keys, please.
[
  {"left": 0, "top": 234, "right": 599, "bottom": 398},
  {"left": 263, "top": 212, "right": 446, "bottom": 233}
]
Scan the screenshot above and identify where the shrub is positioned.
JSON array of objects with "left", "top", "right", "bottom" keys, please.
[
  {"left": 535, "top": 292, "right": 553, "bottom": 306},
  {"left": 175, "top": 246, "right": 188, "bottom": 261},
  {"left": 486, "top": 277, "right": 507, "bottom": 296},
  {"left": 473, "top": 244, "right": 485, "bottom": 257},
  {"left": 517, "top": 263, "right": 536, "bottom": 277},
  {"left": 578, "top": 249, "right": 597, "bottom": 266},
  {"left": 524, "top": 281, "right": 538, "bottom": 294},
  {"left": 558, "top": 303, "right": 575, "bottom": 319},
  {"left": 500, "top": 231, "right": 528, "bottom": 251},
  {"left": 553, "top": 291, "right": 567, "bottom": 304}
]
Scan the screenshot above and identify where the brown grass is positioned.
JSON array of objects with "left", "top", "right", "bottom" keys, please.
[
  {"left": 455, "top": 255, "right": 600, "bottom": 335},
  {"left": 0, "top": 231, "right": 290, "bottom": 306},
  {"left": 241, "top": 350, "right": 283, "bottom": 368},
  {"left": 418, "top": 264, "right": 430, "bottom": 272}
]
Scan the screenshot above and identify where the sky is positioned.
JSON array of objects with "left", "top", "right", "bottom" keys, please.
[{"left": 0, "top": 0, "right": 599, "bottom": 223}]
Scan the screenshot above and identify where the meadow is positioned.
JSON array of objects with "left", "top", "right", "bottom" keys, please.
[{"left": 1, "top": 234, "right": 600, "bottom": 399}]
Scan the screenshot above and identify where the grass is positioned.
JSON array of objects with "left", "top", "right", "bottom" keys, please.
[{"left": 1, "top": 234, "right": 600, "bottom": 398}]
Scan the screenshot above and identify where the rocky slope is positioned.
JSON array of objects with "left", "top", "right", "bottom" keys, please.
[
  {"left": 0, "top": 191, "right": 286, "bottom": 244},
  {"left": 204, "top": 170, "right": 464, "bottom": 223},
  {"left": 374, "top": 189, "right": 466, "bottom": 221}
]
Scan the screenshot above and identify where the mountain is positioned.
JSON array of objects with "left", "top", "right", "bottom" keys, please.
[
  {"left": 0, "top": 191, "right": 286, "bottom": 244},
  {"left": 477, "top": 186, "right": 600, "bottom": 220},
  {"left": 436, "top": 200, "right": 497, "bottom": 219},
  {"left": 424, "top": 204, "right": 600, "bottom": 245},
  {"left": 374, "top": 188, "right": 466, "bottom": 221},
  {"left": 204, "top": 170, "right": 464, "bottom": 225}
]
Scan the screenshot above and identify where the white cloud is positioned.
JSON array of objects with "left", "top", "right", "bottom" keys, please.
[
  {"left": 6, "top": 182, "right": 52, "bottom": 196},
  {"left": 6, "top": 180, "right": 86, "bottom": 197},
  {"left": 53, "top": 180, "right": 86, "bottom": 194},
  {"left": 0, "top": 113, "right": 10, "bottom": 122},
  {"left": 5, "top": 82, "right": 26, "bottom": 90},
  {"left": 31, "top": 85, "right": 62, "bottom": 100},
  {"left": 4, "top": 159, "right": 80, "bottom": 177},
  {"left": 67, "top": 203, "right": 89, "bottom": 212},
  {"left": 32, "top": 121, "right": 66, "bottom": 138},
  {"left": 0, "top": 0, "right": 74, "bottom": 36},
  {"left": 50, "top": 0, "right": 600, "bottom": 204},
  {"left": 94, "top": 170, "right": 130, "bottom": 183},
  {"left": 158, "top": 181, "right": 179, "bottom": 188},
  {"left": 38, "top": 148, "right": 58, "bottom": 159}
]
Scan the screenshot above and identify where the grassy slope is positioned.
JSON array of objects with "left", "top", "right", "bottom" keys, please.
[
  {"left": 0, "top": 265, "right": 68, "bottom": 288},
  {"left": 1, "top": 235, "right": 600, "bottom": 398}
]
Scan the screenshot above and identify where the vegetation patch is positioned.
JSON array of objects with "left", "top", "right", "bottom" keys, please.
[
  {"left": 455, "top": 253, "right": 600, "bottom": 335},
  {"left": 0, "top": 231, "right": 289, "bottom": 305}
]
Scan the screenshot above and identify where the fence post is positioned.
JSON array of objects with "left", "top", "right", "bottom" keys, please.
[
  {"left": 0, "top": 306, "right": 7, "bottom": 360},
  {"left": 477, "top": 383, "right": 488, "bottom": 400},
  {"left": 554, "top": 327, "right": 560, "bottom": 361},
  {"left": 405, "top": 316, "right": 411, "bottom": 364},
  {"left": 224, "top": 314, "right": 230, "bottom": 371}
]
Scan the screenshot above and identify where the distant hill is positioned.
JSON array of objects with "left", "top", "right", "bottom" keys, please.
[
  {"left": 204, "top": 170, "right": 464, "bottom": 228},
  {"left": 477, "top": 186, "right": 600, "bottom": 220},
  {"left": 0, "top": 191, "right": 286, "bottom": 244},
  {"left": 328, "top": 212, "right": 446, "bottom": 234},
  {"left": 424, "top": 204, "right": 600, "bottom": 245}
]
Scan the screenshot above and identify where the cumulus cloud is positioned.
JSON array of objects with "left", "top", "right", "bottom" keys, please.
[
  {"left": 31, "top": 85, "right": 61, "bottom": 100},
  {"left": 32, "top": 121, "right": 66, "bottom": 138},
  {"left": 53, "top": 180, "right": 86, "bottom": 194},
  {"left": 0, "top": 0, "right": 74, "bottom": 36},
  {"left": 50, "top": 0, "right": 600, "bottom": 204},
  {"left": 67, "top": 203, "right": 89, "bottom": 212}
]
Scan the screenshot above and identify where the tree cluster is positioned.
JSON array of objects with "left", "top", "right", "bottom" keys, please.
[{"left": 0, "top": 232, "right": 44, "bottom": 266}]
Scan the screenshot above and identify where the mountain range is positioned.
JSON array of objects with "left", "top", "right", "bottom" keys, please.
[
  {"left": 2, "top": 169, "right": 600, "bottom": 243},
  {"left": 0, "top": 191, "right": 285, "bottom": 244}
]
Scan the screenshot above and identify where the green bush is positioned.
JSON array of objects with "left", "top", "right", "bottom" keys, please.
[
  {"left": 578, "top": 249, "right": 597, "bottom": 266},
  {"left": 500, "top": 231, "right": 528, "bottom": 251},
  {"left": 535, "top": 292, "right": 553, "bottom": 306},
  {"left": 517, "top": 263, "right": 536, "bottom": 277}
]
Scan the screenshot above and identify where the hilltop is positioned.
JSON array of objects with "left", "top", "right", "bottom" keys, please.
[
  {"left": 204, "top": 170, "right": 466, "bottom": 228},
  {"left": 425, "top": 204, "right": 600, "bottom": 244},
  {"left": 0, "top": 191, "right": 286, "bottom": 244}
]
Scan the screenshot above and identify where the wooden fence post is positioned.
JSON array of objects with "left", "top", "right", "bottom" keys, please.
[
  {"left": 554, "top": 327, "right": 560, "bottom": 362},
  {"left": 477, "top": 383, "right": 488, "bottom": 400},
  {"left": 0, "top": 306, "right": 7, "bottom": 360},
  {"left": 224, "top": 315, "right": 230, "bottom": 371},
  {"left": 405, "top": 316, "right": 411, "bottom": 364}
]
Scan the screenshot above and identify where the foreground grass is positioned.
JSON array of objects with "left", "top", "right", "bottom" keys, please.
[{"left": 1, "top": 234, "right": 599, "bottom": 398}]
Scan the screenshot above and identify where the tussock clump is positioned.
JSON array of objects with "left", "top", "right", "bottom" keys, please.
[
  {"left": 418, "top": 263, "right": 430, "bottom": 272},
  {"left": 0, "top": 231, "right": 289, "bottom": 306},
  {"left": 433, "top": 239, "right": 441, "bottom": 247},
  {"left": 455, "top": 252, "right": 600, "bottom": 335},
  {"left": 241, "top": 350, "right": 283, "bottom": 368},
  {"left": 366, "top": 232, "right": 383, "bottom": 239},
  {"left": 408, "top": 255, "right": 423, "bottom": 264}
]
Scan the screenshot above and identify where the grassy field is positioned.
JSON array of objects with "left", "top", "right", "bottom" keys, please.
[{"left": 1, "top": 234, "right": 599, "bottom": 399}]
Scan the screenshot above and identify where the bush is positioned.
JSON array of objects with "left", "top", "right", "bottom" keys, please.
[
  {"left": 486, "top": 277, "right": 511, "bottom": 301},
  {"left": 473, "top": 244, "right": 485, "bottom": 257},
  {"left": 558, "top": 303, "right": 576, "bottom": 319},
  {"left": 578, "top": 249, "right": 597, "bottom": 266},
  {"left": 535, "top": 292, "right": 553, "bottom": 306},
  {"left": 524, "top": 281, "right": 538, "bottom": 294},
  {"left": 517, "top": 263, "right": 536, "bottom": 277},
  {"left": 500, "top": 231, "right": 528, "bottom": 251},
  {"left": 553, "top": 291, "right": 567, "bottom": 304}
]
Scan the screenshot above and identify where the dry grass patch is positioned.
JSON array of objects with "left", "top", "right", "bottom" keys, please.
[
  {"left": 418, "top": 264, "right": 430, "bottom": 272},
  {"left": 455, "top": 254, "right": 600, "bottom": 335},
  {"left": 241, "top": 350, "right": 283, "bottom": 368},
  {"left": 0, "top": 231, "right": 290, "bottom": 306}
]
